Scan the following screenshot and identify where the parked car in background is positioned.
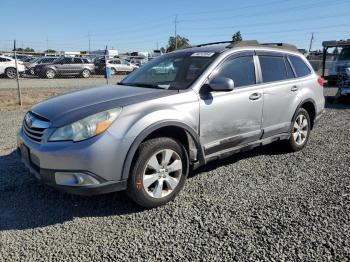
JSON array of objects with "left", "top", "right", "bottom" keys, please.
[
  {"left": 108, "top": 59, "right": 138, "bottom": 74},
  {"left": 94, "top": 58, "right": 138, "bottom": 75},
  {"left": 129, "top": 57, "right": 148, "bottom": 67},
  {"left": 0, "top": 55, "right": 25, "bottom": 78},
  {"left": 24, "top": 57, "right": 59, "bottom": 75},
  {"left": 18, "top": 40, "right": 324, "bottom": 208},
  {"left": 326, "top": 47, "right": 350, "bottom": 84},
  {"left": 34, "top": 57, "right": 94, "bottom": 79}
]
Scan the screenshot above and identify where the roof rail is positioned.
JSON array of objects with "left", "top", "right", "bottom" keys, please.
[
  {"left": 191, "top": 40, "right": 299, "bottom": 52},
  {"left": 226, "top": 40, "right": 259, "bottom": 48},
  {"left": 260, "top": 42, "right": 299, "bottom": 52},
  {"left": 191, "top": 41, "right": 234, "bottom": 48}
]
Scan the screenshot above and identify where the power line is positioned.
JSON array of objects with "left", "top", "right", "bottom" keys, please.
[{"left": 179, "top": 0, "right": 347, "bottom": 23}]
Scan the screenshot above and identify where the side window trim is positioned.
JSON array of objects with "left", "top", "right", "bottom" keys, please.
[{"left": 285, "top": 55, "right": 297, "bottom": 78}]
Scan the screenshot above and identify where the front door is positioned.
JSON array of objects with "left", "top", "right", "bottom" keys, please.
[{"left": 199, "top": 53, "right": 263, "bottom": 156}]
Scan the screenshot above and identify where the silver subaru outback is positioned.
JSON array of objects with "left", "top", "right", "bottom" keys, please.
[{"left": 18, "top": 41, "right": 325, "bottom": 208}]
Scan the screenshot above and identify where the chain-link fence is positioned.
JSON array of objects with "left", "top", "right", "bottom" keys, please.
[{"left": 0, "top": 42, "right": 155, "bottom": 109}]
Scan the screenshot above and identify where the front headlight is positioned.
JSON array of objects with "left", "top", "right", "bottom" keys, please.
[{"left": 49, "top": 108, "right": 122, "bottom": 142}]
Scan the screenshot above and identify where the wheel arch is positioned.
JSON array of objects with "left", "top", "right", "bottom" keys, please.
[
  {"left": 292, "top": 98, "right": 317, "bottom": 129},
  {"left": 121, "top": 121, "right": 205, "bottom": 180}
]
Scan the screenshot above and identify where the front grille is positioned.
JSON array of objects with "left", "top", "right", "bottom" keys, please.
[{"left": 22, "top": 112, "right": 50, "bottom": 143}]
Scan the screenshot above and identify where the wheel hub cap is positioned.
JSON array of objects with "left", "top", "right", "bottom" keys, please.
[{"left": 143, "top": 149, "right": 182, "bottom": 199}]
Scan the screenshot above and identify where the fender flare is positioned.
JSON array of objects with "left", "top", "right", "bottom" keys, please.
[{"left": 121, "top": 121, "right": 205, "bottom": 180}]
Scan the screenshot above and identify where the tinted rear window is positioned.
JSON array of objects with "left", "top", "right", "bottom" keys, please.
[
  {"left": 259, "top": 56, "right": 288, "bottom": 82},
  {"left": 288, "top": 55, "right": 311, "bottom": 77}
]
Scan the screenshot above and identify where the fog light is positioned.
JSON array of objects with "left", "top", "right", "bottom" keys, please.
[{"left": 55, "top": 172, "right": 101, "bottom": 186}]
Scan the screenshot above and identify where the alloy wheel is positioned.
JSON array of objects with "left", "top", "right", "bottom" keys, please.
[
  {"left": 6, "top": 68, "right": 16, "bottom": 79},
  {"left": 292, "top": 114, "right": 308, "bottom": 145},
  {"left": 143, "top": 149, "right": 182, "bottom": 199}
]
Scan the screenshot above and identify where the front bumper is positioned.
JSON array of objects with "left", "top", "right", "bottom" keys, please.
[
  {"left": 17, "top": 128, "right": 130, "bottom": 195},
  {"left": 17, "top": 147, "right": 127, "bottom": 195}
]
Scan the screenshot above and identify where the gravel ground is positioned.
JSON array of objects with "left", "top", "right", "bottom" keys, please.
[{"left": 0, "top": 87, "right": 349, "bottom": 261}]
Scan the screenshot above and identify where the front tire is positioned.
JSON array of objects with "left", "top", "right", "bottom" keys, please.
[
  {"left": 81, "top": 69, "right": 91, "bottom": 78},
  {"left": 127, "top": 137, "right": 189, "bottom": 208},
  {"left": 45, "top": 69, "right": 56, "bottom": 79},
  {"left": 111, "top": 68, "right": 117, "bottom": 75},
  {"left": 286, "top": 108, "right": 311, "bottom": 152}
]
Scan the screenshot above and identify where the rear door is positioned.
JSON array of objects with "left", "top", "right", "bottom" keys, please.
[
  {"left": 72, "top": 58, "right": 84, "bottom": 74},
  {"left": 57, "top": 57, "right": 73, "bottom": 75},
  {"left": 256, "top": 51, "right": 297, "bottom": 138},
  {"left": 199, "top": 52, "right": 264, "bottom": 155}
]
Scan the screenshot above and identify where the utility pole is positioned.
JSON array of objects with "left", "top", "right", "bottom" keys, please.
[
  {"left": 13, "top": 40, "right": 22, "bottom": 106},
  {"left": 308, "top": 32, "right": 314, "bottom": 52},
  {"left": 174, "top": 15, "right": 178, "bottom": 50},
  {"left": 46, "top": 36, "right": 49, "bottom": 52},
  {"left": 88, "top": 32, "right": 91, "bottom": 54}
]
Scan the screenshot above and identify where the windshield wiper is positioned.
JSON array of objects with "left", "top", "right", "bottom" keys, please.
[{"left": 123, "top": 83, "right": 167, "bottom": 89}]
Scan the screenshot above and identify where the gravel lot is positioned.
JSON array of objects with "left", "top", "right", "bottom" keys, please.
[{"left": 0, "top": 87, "right": 349, "bottom": 261}]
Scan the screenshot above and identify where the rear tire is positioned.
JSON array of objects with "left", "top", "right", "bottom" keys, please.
[
  {"left": 126, "top": 137, "right": 189, "bottom": 208},
  {"left": 5, "top": 68, "right": 17, "bottom": 79},
  {"left": 81, "top": 69, "right": 91, "bottom": 78},
  {"left": 111, "top": 68, "right": 117, "bottom": 75},
  {"left": 286, "top": 108, "right": 311, "bottom": 152}
]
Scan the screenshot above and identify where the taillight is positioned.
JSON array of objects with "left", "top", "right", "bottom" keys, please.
[{"left": 317, "top": 77, "right": 324, "bottom": 87}]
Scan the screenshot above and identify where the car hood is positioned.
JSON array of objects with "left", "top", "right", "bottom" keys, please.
[{"left": 31, "top": 85, "right": 177, "bottom": 127}]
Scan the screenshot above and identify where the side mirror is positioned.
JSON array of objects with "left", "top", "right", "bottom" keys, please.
[{"left": 207, "top": 77, "right": 234, "bottom": 92}]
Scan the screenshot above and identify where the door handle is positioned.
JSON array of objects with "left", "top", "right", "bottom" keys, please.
[
  {"left": 249, "top": 92, "right": 262, "bottom": 100},
  {"left": 291, "top": 85, "right": 298, "bottom": 92}
]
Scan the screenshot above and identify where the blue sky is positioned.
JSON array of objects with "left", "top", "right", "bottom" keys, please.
[{"left": 0, "top": 0, "right": 349, "bottom": 53}]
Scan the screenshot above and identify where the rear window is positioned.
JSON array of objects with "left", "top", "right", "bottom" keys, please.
[
  {"left": 259, "top": 56, "right": 289, "bottom": 82},
  {"left": 288, "top": 55, "right": 311, "bottom": 77}
]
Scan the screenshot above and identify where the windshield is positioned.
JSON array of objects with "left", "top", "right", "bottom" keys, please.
[
  {"left": 120, "top": 52, "right": 218, "bottom": 90},
  {"left": 338, "top": 48, "right": 350, "bottom": 60}
]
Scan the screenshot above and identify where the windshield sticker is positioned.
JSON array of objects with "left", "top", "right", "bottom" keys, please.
[{"left": 191, "top": 52, "right": 215, "bottom": 57}]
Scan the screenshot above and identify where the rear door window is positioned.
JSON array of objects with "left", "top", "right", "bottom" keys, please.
[
  {"left": 62, "top": 57, "right": 73, "bottom": 64},
  {"left": 73, "top": 58, "right": 82, "bottom": 64},
  {"left": 259, "top": 55, "right": 288, "bottom": 83},
  {"left": 288, "top": 55, "right": 311, "bottom": 77}
]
